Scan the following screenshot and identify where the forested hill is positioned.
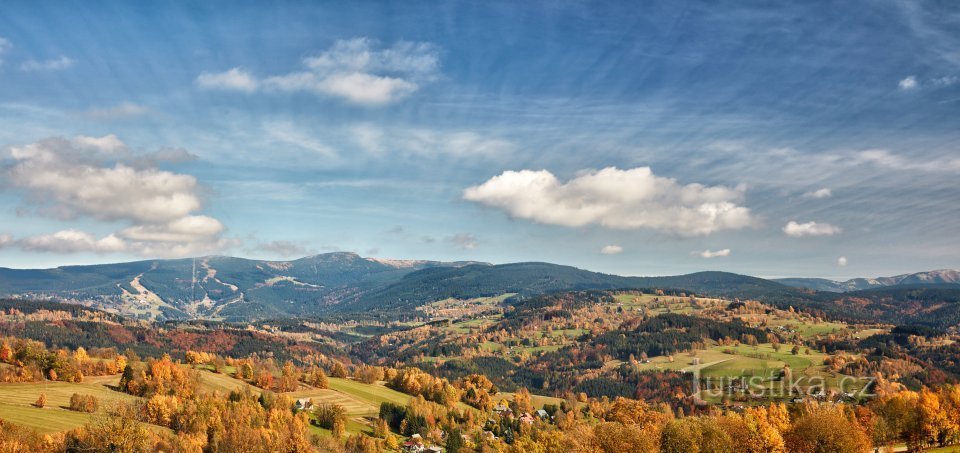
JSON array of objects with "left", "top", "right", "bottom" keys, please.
[{"left": 345, "top": 264, "right": 824, "bottom": 312}]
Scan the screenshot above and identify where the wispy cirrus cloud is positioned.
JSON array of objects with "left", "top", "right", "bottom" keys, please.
[
  {"left": 248, "top": 239, "right": 316, "bottom": 258},
  {"left": 196, "top": 38, "right": 440, "bottom": 105},
  {"left": 464, "top": 167, "right": 755, "bottom": 236},
  {"left": 81, "top": 102, "right": 150, "bottom": 120},
  {"left": 349, "top": 124, "right": 513, "bottom": 158},
  {"left": 20, "top": 56, "right": 74, "bottom": 72},
  {"left": 0, "top": 38, "right": 11, "bottom": 68},
  {"left": 446, "top": 233, "right": 479, "bottom": 250}
]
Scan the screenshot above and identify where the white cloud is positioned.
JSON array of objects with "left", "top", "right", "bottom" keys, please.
[
  {"left": 446, "top": 233, "right": 479, "bottom": 250},
  {"left": 81, "top": 102, "right": 150, "bottom": 120},
  {"left": 600, "top": 245, "right": 623, "bottom": 255},
  {"left": 0, "top": 38, "right": 11, "bottom": 67},
  {"left": 20, "top": 56, "right": 74, "bottom": 72},
  {"left": 783, "top": 221, "right": 842, "bottom": 237},
  {"left": 899, "top": 76, "right": 918, "bottom": 90},
  {"left": 463, "top": 167, "right": 755, "bottom": 236},
  {"left": 196, "top": 67, "right": 258, "bottom": 92},
  {"left": 17, "top": 230, "right": 127, "bottom": 254},
  {"left": 837, "top": 256, "right": 848, "bottom": 266},
  {"left": 71, "top": 134, "right": 127, "bottom": 153},
  {"left": 696, "top": 248, "right": 731, "bottom": 258},
  {"left": 802, "top": 188, "right": 832, "bottom": 199},
  {"left": 2, "top": 135, "right": 227, "bottom": 257},
  {"left": 266, "top": 71, "right": 417, "bottom": 105},
  {"left": 0, "top": 233, "right": 11, "bottom": 248},
  {"left": 118, "top": 215, "right": 223, "bottom": 243},
  {"left": 203, "top": 38, "right": 439, "bottom": 105}
]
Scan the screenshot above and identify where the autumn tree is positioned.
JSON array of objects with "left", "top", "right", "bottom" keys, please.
[{"left": 785, "top": 404, "right": 871, "bottom": 453}]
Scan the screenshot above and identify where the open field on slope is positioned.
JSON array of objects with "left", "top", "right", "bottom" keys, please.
[
  {"left": 0, "top": 374, "right": 138, "bottom": 434},
  {"left": 497, "top": 391, "right": 565, "bottom": 410},
  {"left": 632, "top": 342, "right": 870, "bottom": 401},
  {"left": 288, "top": 377, "right": 415, "bottom": 436},
  {"left": 0, "top": 368, "right": 259, "bottom": 435}
]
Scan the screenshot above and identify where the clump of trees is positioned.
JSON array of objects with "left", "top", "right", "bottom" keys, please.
[
  {"left": 68, "top": 393, "right": 98, "bottom": 413},
  {"left": 0, "top": 337, "right": 125, "bottom": 384},
  {"left": 389, "top": 367, "right": 461, "bottom": 406}
]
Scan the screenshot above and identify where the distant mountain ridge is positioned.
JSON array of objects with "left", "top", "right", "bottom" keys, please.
[
  {"left": 2, "top": 253, "right": 956, "bottom": 323},
  {"left": 775, "top": 269, "right": 960, "bottom": 292},
  {"left": 0, "top": 253, "right": 483, "bottom": 321}
]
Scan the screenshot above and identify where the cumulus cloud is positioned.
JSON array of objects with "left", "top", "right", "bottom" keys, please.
[
  {"left": 899, "top": 76, "right": 918, "bottom": 90},
  {"left": 446, "top": 233, "right": 479, "bottom": 250},
  {"left": 463, "top": 167, "right": 754, "bottom": 236},
  {"left": 600, "top": 245, "right": 623, "bottom": 255},
  {"left": 81, "top": 102, "right": 150, "bottom": 120},
  {"left": 783, "top": 221, "right": 842, "bottom": 237},
  {"left": 198, "top": 38, "right": 439, "bottom": 105},
  {"left": 17, "top": 230, "right": 127, "bottom": 254},
  {"left": 696, "top": 248, "right": 731, "bottom": 258},
  {"left": 802, "top": 188, "right": 832, "bottom": 199},
  {"left": 71, "top": 134, "right": 127, "bottom": 153},
  {"left": 196, "top": 67, "right": 258, "bottom": 92},
  {"left": 2, "top": 135, "right": 227, "bottom": 257},
  {"left": 264, "top": 38, "right": 438, "bottom": 105},
  {"left": 0, "top": 233, "right": 11, "bottom": 248},
  {"left": 20, "top": 56, "right": 74, "bottom": 72},
  {"left": 837, "top": 256, "right": 848, "bottom": 266}
]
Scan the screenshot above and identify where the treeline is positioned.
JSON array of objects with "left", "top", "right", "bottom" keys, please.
[{"left": 0, "top": 336, "right": 125, "bottom": 383}]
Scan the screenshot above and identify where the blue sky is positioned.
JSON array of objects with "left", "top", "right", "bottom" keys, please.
[{"left": 0, "top": 0, "right": 958, "bottom": 278}]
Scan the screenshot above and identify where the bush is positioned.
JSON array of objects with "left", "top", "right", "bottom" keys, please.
[
  {"left": 313, "top": 403, "right": 347, "bottom": 430},
  {"left": 69, "top": 393, "right": 99, "bottom": 413}
]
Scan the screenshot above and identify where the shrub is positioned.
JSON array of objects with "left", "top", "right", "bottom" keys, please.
[{"left": 69, "top": 393, "right": 99, "bottom": 413}]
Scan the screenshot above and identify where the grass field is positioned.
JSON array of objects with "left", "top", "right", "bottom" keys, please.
[
  {"left": 0, "top": 375, "right": 138, "bottom": 434},
  {"left": 497, "top": 391, "right": 565, "bottom": 410},
  {"left": 288, "top": 378, "right": 414, "bottom": 436},
  {"left": 631, "top": 342, "right": 869, "bottom": 401}
]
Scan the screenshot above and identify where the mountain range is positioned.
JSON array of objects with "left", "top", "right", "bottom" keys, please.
[
  {"left": 0, "top": 253, "right": 957, "bottom": 322},
  {"left": 774, "top": 269, "right": 960, "bottom": 292}
]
